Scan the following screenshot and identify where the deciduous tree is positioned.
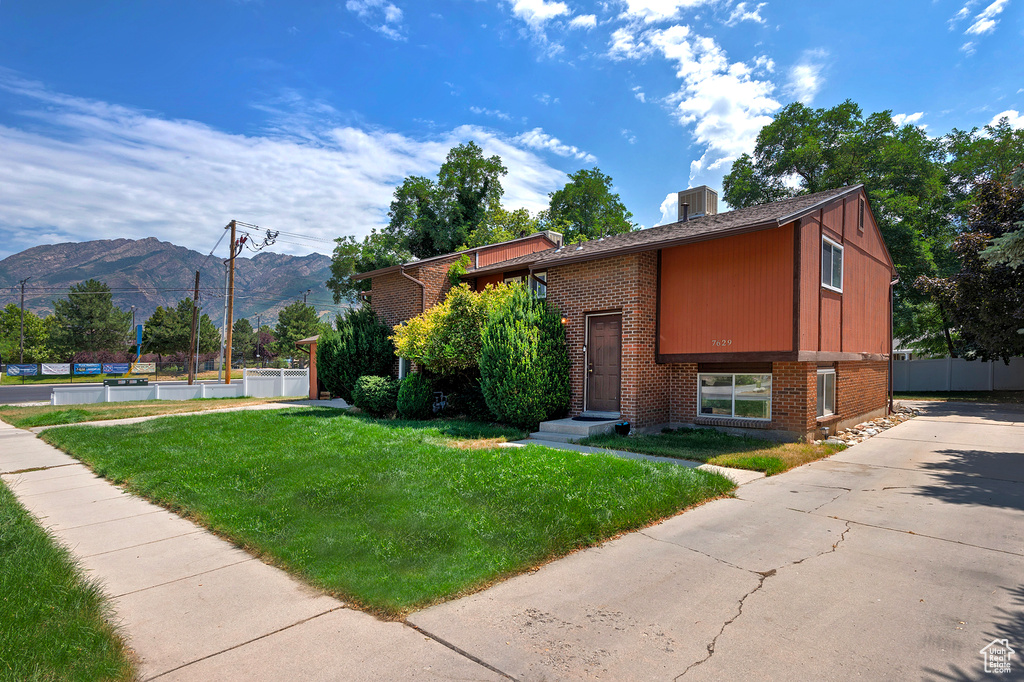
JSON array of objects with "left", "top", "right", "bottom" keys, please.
[
  {"left": 544, "top": 168, "right": 636, "bottom": 242},
  {"left": 49, "top": 280, "right": 132, "bottom": 358}
]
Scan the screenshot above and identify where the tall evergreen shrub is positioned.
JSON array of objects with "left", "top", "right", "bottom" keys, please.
[
  {"left": 479, "top": 286, "right": 569, "bottom": 429},
  {"left": 317, "top": 307, "right": 395, "bottom": 402}
]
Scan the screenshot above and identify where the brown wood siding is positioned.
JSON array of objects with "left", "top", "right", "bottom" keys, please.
[
  {"left": 820, "top": 290, "right": 842, "bottom": 351},
  {"left": 841, "top": 247, "right": 891, "bottom": 354},
  {"left": 659, "top": 224, "right": 794, "bottom": 355},
  {"left": 474, "top": 273, "right": 503, "bottom": 290},
  {"left": 842, "top": 194, "right": 891, "bottom": 267},
  {"left": 799, "top": 216, "right": 821, "bottom": 351},
  {"left": 477, "top": 235, "right": 553, "bottom": 267}
]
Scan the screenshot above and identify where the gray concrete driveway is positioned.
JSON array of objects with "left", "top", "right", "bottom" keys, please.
[{"left": 409, "top": 401, "right": 1024, "bottom": 680}]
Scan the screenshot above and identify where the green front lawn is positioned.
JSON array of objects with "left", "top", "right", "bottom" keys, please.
[
  {"left": 895, "top": 390, "right": 1024, "bottom": 404},
  {"left": 0, "top": 396, "right": 288, "bottom": 429},
  {"left": 0, "top": 481, "right": 135, "bottom": 681},
  {"left": 40, "top": 408, "right": 734, "bottom": 617},
  {"left": 579, "top": 427, "right": 846, "bottom": 476}
]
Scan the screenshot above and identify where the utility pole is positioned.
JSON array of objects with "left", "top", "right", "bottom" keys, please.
[
  {"left": 18, "top": 277, "right": 30, "bottom": 364},
  {"left": 187, "top": 271, "right": 200, "bottom": 385},
  {"left": 224, "top": 220, "right": 237, "bottom": 384},
  {"left": 303, "top": 289, "right": 311, "bottom": 304},
  {"left": 218, "top": 260, "right": 229, "bottom": 382},
  {"left": 256, "top": 313, "right": 261, "bottom": 367}
]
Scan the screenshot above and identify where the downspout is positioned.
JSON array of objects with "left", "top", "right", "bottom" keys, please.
[
  {"left": 888, "top": 274, "right": 897, "bottom": 411},
  {"left": 401, "top": 265, "right": 427, "bottom": 313}
]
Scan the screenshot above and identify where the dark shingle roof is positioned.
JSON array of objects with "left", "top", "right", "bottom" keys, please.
[{"left": 466, "top": 185, "right": 863, "bottom": 277}]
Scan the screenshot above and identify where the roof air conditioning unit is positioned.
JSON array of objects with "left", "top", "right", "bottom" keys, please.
[{"left": 677, "top": 186, "right": 719, "bottom": 222}]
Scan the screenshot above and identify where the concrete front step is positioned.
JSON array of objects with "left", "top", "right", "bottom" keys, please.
[
  {"left": 536, "top": 417, "right": 621, "bottom": 438},
  {"left": 527, "top": 432, "right": 578, "bottom": 443}
]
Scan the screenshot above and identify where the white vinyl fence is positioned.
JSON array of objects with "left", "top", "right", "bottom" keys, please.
[
  {"left": 50, "top": 368, "right": 308, "bottom": 406},
  {"left": 893, "top": 357, "right": 1024, "bottom": 392}
]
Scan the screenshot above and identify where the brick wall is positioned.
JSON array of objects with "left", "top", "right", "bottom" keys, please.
[
  {"left": 546, "top": 252, "right": 669, "bottom": 428},
  {"left": 669, "top": 360, "right": 888, "bottom": 440},
  {"left": 369, "top": 256, "right": 459, "bottom": 329}
]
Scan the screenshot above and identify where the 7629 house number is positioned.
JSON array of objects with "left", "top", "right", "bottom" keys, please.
[{"left": 711, "top": 339, "right": 733, "bottom": 347}]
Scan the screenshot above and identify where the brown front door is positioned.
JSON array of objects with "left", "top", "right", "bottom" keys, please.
[{"left": 586, "top": 314, "right": 621, "bottom": 413}]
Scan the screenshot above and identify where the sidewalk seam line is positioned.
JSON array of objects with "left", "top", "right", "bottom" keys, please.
[
  {"left": 111, "top": 557, "right": 256, "bottom": 598},
  {"left": 404, "top": 621, "right": 519, "bottom": 681}
]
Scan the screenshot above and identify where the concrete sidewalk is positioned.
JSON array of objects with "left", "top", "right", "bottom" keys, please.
[
  {"left": 0, "top": 420, "right": 501, "bottom": 681},
  {"left": 410, "top": 401, "right": 1024, "bottom": 680}
]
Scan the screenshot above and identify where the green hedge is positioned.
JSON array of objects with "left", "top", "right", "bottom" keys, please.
[
  {"left": 352, "top": 376, "right": 399, "bottom": 416},
  {"left": 397, "top": 373, "right": 434, "bottom": 420},
  {"left": 480, "top": 286, "right": 569, "bottom": 430},
  {"left": 317, "top": 307, "right": 395, "bottom": 402}
]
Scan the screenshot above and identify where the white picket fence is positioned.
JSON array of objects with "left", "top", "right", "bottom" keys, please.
[
  {"left": 50, "top": 368, "right": 308, "bottom": 406},
  {"left": 893, "top": 357, "right": 1024, "bottom": 392}
]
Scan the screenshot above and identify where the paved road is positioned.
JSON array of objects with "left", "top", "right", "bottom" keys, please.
[
  {"left": 410, "top": 400, "right": 1024, "bottom": 680},
  {"left": 0, "top": 380, "right": 223, "bottom": 404}
]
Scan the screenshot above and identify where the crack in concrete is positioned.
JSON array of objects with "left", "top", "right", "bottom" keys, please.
[
  {"left": 672, "top": 521, "right": 852, "bottom": 678},
  {"left": 636, "top": 531, "right": 753, "bottom": 576}
]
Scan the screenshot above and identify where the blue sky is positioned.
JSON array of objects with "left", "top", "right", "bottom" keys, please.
[{"left": 0, "top": 0, "right": 1021, "bottom": 261}]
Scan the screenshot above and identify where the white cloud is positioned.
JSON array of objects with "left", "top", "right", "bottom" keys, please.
[
  {"left": 618, "top": 0, "right": 714, "bottom": 23},
  {"left": 632, "top": 85, "right": 647, "bottom": 102},
  {"left": 534, "top": 93, "right": 560, "bottom": 105},
  {"left": 989, "top": 109, "right": 1024, "bottom": 129},
  {"left": 621, "top": 128, "right": 637, "bottom": 144},
  {"left": 657, "top": 192, "right": 678, "bottom": 225},
  {"left": 630, "top": 25, "right": 780, "bottom": 184},
  {"left": 961, "top": 40, "right": 977, "bottom": 55},
  {"left": 469, "top": 106, "right": 512, "bottom": 121},
  {"left": 965, "top": 0, "right": 1009, "bottom": 35},
  {"left": 345, "top": 0, "right": 406, "bottom": 40},
  {"left": 569, "top": 14, "right": 598, "bottom": 29},
  {"left": 608, "top": 27, "right": 653, "bottom": 60},
  {"left": 724, "top": 2, "right": 767, "bottom": 26},
  {"left": 948, "top": 1, "right": 975, "bottom": 28},
  {"left": 507, "top": 0, "right": 571, "bottom": 28},
  {"left": 784, "top": 49, "right": 828, "bottom": 104},
  {"left": 0, "top": 75, "right": 568, "bottom": 260},
  {"left": 515, "top": 128, "right": 597, "bottom": 163},
  {"left": 891, "top": 112, "right": 925, "bottom": 128}
]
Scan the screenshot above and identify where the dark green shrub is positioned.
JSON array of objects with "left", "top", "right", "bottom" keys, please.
[
  {"left": 480, "top": 287, "right": 569, "bottom": 429},
  {"left": 352, "top": 375, "right": 399, "bottom": 416},
  {"left": 443, "top": 378, "right": 495, "bottom": 422},
  {"left": 317, "top": 307, "right": 395, "bottom": 402},
  {"left": 397, "top": 373, "right": 434, "bottom": 420}
]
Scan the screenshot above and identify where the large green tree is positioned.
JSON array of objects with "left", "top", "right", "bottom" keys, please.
[
  {"left": 543, "top": 168, "right": 636, "bottom": 242},
  {"left": 0, "top": 304, "right": 52, "bottom": 363},
  {"left": 49, "top": 280, "right": 133, "bottom": 358},
  {"left": 273, "top": 300, "right": 320, "bottom": 357},
  {"left": 917, "top": 173, "right": 1024, "bottom": 362},
  {"left": 721, "top": 100, "right": 950, "bottom": 350},
  {"left": 327, "top": 142, "right": 508, "bottom": 302},
  {"left": 142, "top": 298, "right": 219, "bottom": 360},
  {"left": 231, "top": 318, "right": 257, "bottom": 365},
  {"left": 462, "top": 207, "right": 541, "bottom": 249}
]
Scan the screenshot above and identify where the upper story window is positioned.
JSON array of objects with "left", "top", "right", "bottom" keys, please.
[
  {"left": 504, "top": 272, "right": 547, "bottom": 298},
  {"left": 821, "top": 236, "right": 843, "bottom": 293},
  {"left": 858, "top": 198, "right": 866, "bottom": 232}
]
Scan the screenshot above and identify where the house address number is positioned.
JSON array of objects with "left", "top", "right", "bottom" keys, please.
[{"left": 711, "top": 339, "right": 733, "bottom": 347}]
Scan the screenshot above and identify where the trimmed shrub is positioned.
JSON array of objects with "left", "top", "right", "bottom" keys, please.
[
  {"left": 397, "top": 373, "right": 434, "bottom": 420},
  {"left": 352, "top": 375, "right": 399, "bottom": 416},
  {"left": 444, "top": 378, "right": 495, "bottom": 422},
  {"left": 480, "top": 286, "right": 569, "bottom": 430},
  {"left": 318, "top": 307, "right": 395, "bottom": 402}
]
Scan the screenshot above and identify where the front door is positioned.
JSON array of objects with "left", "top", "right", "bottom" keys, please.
[{"left": 586, "top": 314, "right": 621, "bottom": 413}]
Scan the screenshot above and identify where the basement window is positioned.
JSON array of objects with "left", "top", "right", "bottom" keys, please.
[
  {"left": 817, "top": 368, "right": 836, "bottom": 418},
  {"left": 821, "top": 236, "right": 844, "bottom": 292},
  {"left": 698, "top": 373, "right": 772, "bottom": 420}
]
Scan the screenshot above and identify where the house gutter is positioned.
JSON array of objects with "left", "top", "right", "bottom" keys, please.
[{"left": 401, "top": 265, "right": 427, "bottom": 313}]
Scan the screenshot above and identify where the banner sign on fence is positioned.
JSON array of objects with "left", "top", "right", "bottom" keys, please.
[
  {"left": 101, "top": 363, "right": 131, "bottom": 375},
  {"left": 74, "top": 363, "right": 102, "bottom": 375},
  {"left": 130, "top": 362, "right": 156, "bottom": 374},
  {"left": 6, "top": 364, "right": 38, "bottom": 376},
  {"left": 41, "top": 363, "right": 71, "bottom": 375}
]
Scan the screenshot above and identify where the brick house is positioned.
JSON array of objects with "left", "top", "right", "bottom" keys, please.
[{"left": 355, "top": 184, "right": 896, "bottom": 442}]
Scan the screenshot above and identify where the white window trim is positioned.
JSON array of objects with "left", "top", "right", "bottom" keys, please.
[
  {"left": 821, "top": 236, "right": 844, "bottom": 293},
  {"left": 817, "top": 368, "right": 836, "bottom": 418},
  {"left": 696, "top": 373, "right": 772, "bottom": 422}
]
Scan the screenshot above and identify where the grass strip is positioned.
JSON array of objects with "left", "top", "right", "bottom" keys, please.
[
  {"left": 0, "top": 481, "right": 135, "bottom": 681},
  {"left": 579, "top": 427, "right": 845, "bottom": 476},
  {"left": 0, "top": 396, "right": 287, "bottom": 429},
  {"left": 41, "top": 408, "right": 734, "bottom": 617}
]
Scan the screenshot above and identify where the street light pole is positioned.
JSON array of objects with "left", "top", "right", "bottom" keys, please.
[{"left": 18, "top": 277, "right": 30, "bottom": 364}]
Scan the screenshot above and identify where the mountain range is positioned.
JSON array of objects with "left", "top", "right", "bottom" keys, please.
[{"left": 0, "top": 238, "right": 345, "bottom": 327}]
